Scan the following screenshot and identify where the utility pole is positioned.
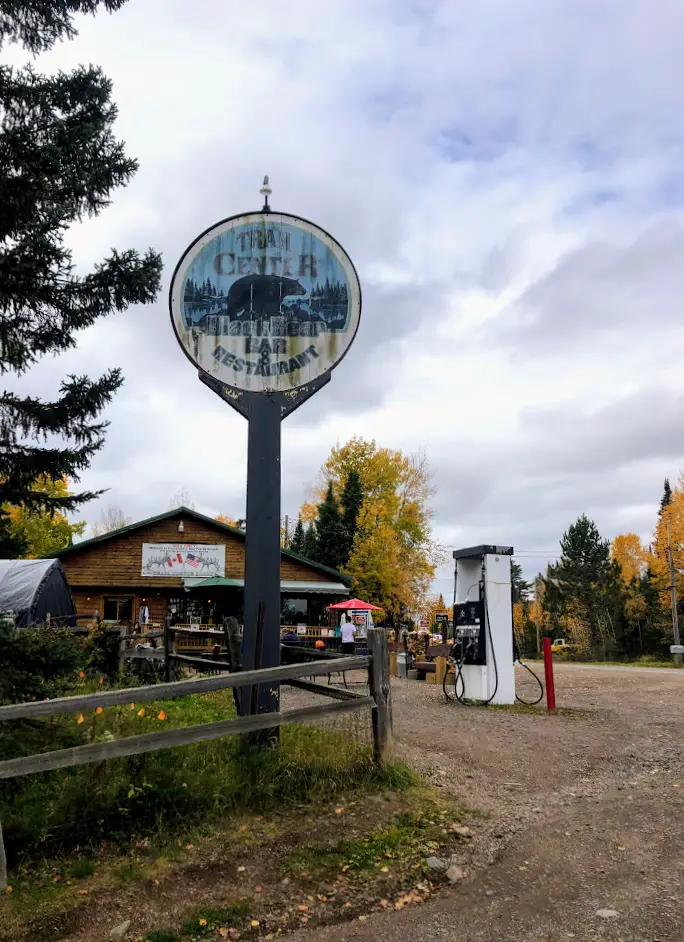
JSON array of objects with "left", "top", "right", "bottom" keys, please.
[
  {"left": 666, "top": 518, "right": 682, "bottom": 667},
  {"left": 535, "top": 579, "right": 542, "bottom": 656}
]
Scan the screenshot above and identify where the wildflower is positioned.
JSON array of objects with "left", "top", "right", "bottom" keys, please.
[{"left": 77, "top": 714, "right": 84, "bottom": 724}]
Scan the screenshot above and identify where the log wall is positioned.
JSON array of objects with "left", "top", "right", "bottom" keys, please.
[{"left": 59, "top": 513, "right": 341, "bottom": 621}]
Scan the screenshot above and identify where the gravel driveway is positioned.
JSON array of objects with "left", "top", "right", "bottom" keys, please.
[{"left": 288, "top": 663, "right": 684, "bottom": 941}]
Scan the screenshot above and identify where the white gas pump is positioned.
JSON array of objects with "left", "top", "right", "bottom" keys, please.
[{"left": 450, "top": 545, "right": 516, "bottom": 705}]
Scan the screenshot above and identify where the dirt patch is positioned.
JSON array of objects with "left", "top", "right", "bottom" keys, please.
[
  {"left": 0, "top": 787, "right": 474, "bottom": 942},
  {"left": 287, "top": 663, "right": 684, "bottom": 941}
]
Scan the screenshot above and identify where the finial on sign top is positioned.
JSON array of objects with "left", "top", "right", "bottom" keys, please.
[{"left": 260, "top": 175, "right": 272, "bottom": 212}]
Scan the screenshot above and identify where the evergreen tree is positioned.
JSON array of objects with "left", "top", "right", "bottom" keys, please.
[
  {"left": 340, "top": 470, "right": 364, "bottom": 565},
  {"left": 315, "top": 482, "right": 345, "bottom": 569},
  {"left": 302, "top": 523, "right": 318, "bottom": 560},
  {"left": 289, "top": 517, "right": 305, "bottom": 554},
  {"left": 511, "top": 560, "right": 531, "bottom": 603},
  {"left": 543, "top": 514, "right": 621, "bottom": 654},
  {"left": 0, "top": 1, "right": 163, "bottom": 556},
  {"left": 659, "top": 478, "right": 673, "bottom": 516},
  {"left": 0, "top": 514, "right": 27, "bottom": 559}
]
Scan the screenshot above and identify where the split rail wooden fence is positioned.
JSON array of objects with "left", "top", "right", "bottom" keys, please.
[{"left": 0, "top": 628, "right": 392, "bottom": 890}]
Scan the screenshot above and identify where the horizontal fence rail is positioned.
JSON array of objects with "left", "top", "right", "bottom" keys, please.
[
  {"left": 0, "top": 656, "right": 371, "bottom": 723},
  {"left": 172, "top": 653, "right": 233, "bottom": 671},
  {"left": 284, "top": 678, "right": 364, "bottom": 702},
  {"left": 0, "top": 697, "right": 375, "bottom": 780}
]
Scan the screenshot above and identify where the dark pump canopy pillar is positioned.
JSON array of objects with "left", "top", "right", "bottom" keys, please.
[{"left": 199, "top": 371, "right": 331, "bottom": 721}]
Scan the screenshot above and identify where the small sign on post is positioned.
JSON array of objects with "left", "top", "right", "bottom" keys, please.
[{"left": 168, "top": 180, "right": 362, "bottom": 727}]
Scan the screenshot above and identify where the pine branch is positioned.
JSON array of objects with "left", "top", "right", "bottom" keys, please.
[
  {"left": 0, "top": 1, "right": 128, "bottom": 53},
  {"left": 1, "top": 370, "right": 123, "bottom": 440}
]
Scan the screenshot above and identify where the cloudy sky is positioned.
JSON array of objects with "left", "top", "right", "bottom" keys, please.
[{"left": 8, "top": 0, "right": 684, "bottom": 595}]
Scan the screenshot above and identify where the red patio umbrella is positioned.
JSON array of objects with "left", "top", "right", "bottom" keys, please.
[{"left": 328, "top": 598, "right": 383, "bottom": 611}]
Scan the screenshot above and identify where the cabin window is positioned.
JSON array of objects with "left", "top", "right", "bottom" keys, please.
[
  {"left": 102, "top": 596, "right": 134, "bottom": 623},
  {"left": 281, "top": 597, "right": 308, "bottom": 624}
]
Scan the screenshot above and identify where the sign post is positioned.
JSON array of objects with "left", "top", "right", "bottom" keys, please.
[{"left": 169, "top": 180, "right": 362, "bottom": 727}]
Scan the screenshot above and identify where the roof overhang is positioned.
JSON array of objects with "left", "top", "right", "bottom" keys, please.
[{"left": 183, "top": 578, "right": 349, "bottom": 595}]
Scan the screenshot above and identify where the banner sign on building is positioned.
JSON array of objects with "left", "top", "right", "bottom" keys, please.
[
  {"left": 141, "top": 543, "right": 226, "bottom": 578},
  {"left": 168, "top": 212, "right": 361, "bottom": 393}
]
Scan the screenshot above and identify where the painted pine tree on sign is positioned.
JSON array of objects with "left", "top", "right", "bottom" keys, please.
[{"left": 0, "top": 0, "right": 162, "bottom": 555}]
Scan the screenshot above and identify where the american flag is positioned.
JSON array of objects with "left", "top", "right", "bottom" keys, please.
[{"left": 186, "top": 552, "right": 200, "bottom": 569}]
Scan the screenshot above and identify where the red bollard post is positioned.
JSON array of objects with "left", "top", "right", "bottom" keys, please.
[{"left": 542, "top": 637, "right": 556, "bottom": 712}]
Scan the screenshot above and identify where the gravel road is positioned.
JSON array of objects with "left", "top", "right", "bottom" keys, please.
[{"left": 288, "top": 663, "right": 684, "bottom": 941}]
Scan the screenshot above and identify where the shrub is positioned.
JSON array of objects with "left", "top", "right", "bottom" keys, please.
[
  {"left": 83, "top": 626, "right": 122, "bottom": 680},
  {"left": 0, "top": 617, "right": 85, "bottom": 704}
]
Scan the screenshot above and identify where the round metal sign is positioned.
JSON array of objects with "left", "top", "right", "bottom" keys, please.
[{"left": 169, "top": 212, "right": 362, "bottom": 393}]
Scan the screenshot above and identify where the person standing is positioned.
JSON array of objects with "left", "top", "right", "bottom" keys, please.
[{"left": 340, "top": 615, "right": 356, "bottom": 655}]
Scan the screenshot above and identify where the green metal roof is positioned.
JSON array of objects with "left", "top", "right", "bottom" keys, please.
[
  {"left": 183, "top": 577, "right": 349, "bottom": 595},
  {"left": 44, "top": 506, "right": 351, "bottom": 585}
]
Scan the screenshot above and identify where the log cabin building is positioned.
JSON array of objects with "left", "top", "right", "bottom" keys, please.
[{"left": 47, "top": 506, "right": 349, "bottom": 629}]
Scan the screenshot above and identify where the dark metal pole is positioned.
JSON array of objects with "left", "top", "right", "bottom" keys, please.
[{"left": 240, "top": 393, "right": 282, "bottom": 719}]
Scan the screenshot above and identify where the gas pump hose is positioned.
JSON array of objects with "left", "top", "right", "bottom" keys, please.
[
  {"left": 443, "top": 592, "right": 499, "bottom": 706},
  {"left": 443, "top": 600, "right": 544, "bottom": 706}
]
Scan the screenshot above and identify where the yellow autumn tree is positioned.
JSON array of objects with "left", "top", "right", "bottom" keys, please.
[
  {"left": 651, "top": 482, "right": 684, "bottom": 607},
  {"left": 423, "top": 592, "right": 449, "bottom": 625},
  {"left": 302, "top": 438, "right": 440, "bottom": 622},
  {"left": 4, "top": 476, "right": 86, "bottom": 558},
  {"left": 512, "top": 601, "right": 526, "bottom": 646},
  {"left": 216, "top": 513, "right": 240, "bottom": 528},
  {"left": 562, "top": 602, "right": 592, "bottom": 656},
  {"left": 610, "top": 532, "right": 647, "bottom": 584}
]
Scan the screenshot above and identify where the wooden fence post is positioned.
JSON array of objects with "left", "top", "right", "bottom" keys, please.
[
  {"left": 367, "top": 628, "right": 393, "bottom": 766},
  {"left": 0, "top": 813, "right": 7, "bottom": 891},
  {"left": 118, "top": 627, "right": 127, "bottom": 675},
  {"left": 163, "top": 617, "right": 173, "bottom": 683},
  {"left": 225, "top": 617, "right": 242, "bottom": 671},
  {"left": 222, "top": 618, "right": 242, "bottom": 714}
]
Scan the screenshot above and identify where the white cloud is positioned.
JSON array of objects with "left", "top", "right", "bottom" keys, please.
[{"left": 6, "top": 0, "right": 684, "bottom": 584}]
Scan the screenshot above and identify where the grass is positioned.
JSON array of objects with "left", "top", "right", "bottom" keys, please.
[
  {"left": 0, "top": 682, "right": 415, "bottom": 869},
  {"left": 68, "top": 858, "right": 96, "bottom": 880},
  {"left": 0, "top": 687, "right": 413, "bottom": 867},
  {"left": 285, "top": 802, "right": 464, "bottom": 881},
  {"left": 179, "top": 899, "right": 252, "bottom": 936},
  {"left": 140, "top": 899, "right": 253, "bottom": 941},
  {"left": 112, "top": 860, "right": 147, "bottom": 885}
]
